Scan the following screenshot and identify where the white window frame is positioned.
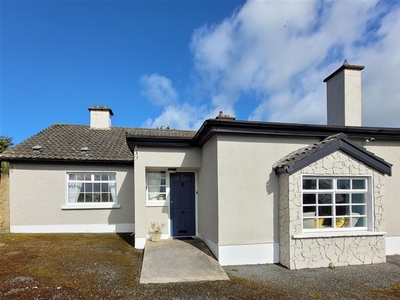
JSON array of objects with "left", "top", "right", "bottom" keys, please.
[
  {"left": 62, "top": 172, "right": 120, "bottom": 210},
  {"left": 146, "top": 169, "right": 169, "bottom": 207},
  {"left": 301, "top": 175, "right": 373, "bottom": 233}
]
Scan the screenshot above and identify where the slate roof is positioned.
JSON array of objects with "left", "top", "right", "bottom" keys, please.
[
  {"left": 0, "top": 124, "right": 195, "bottom": 163},
  {"left": 273, "top": 133, "right": 392, "bottom": 175}
]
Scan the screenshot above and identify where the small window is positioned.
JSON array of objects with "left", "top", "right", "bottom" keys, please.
[
  {"left": 67, "top": 173, "right": 117, "bottom": 204},
  {"left": 302, "top": 177, "right": 370, "bottom": 231},
  {"left": 147, "top": 171, "right": 167, "bottom": 201}
]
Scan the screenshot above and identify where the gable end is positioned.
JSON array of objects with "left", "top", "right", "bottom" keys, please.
[{"left": 274, "top": 133, "right": 392, "bottom": 176}]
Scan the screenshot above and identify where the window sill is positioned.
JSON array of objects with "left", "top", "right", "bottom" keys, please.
[
  {"left": 61, "top": 203, "right": 121, "bottom": 210},
  {"left": 293, "top": 231, "right": 386, "bottom": 239},
  {"left": 146, "top": 201, "right": 167, "bottom": 207}
]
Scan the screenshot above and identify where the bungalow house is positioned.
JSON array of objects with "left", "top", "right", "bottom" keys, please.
[{"left": 1, "top": 63, "right": 399, "bottom": 269}]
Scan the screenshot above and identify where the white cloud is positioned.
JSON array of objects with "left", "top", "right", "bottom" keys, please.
[
  {"left": 140, "top": 73, "right": 178, "bottom": 106},
  {"left": 190, "top": 0, "right": 400, "bottom": 127},
  {"left": 142, "top": 103, "right": 216, "bottom": 130},
  {"left": 142, "top": 1, "right": 400, "bottom": 130}
]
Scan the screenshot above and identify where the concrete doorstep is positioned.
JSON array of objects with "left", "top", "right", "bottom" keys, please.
[{"left": 140, "top": 238, "right": 229, "bottom": 284}]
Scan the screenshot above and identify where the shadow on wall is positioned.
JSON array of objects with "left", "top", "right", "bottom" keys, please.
[
  {"left": 107, "top": 168, "right": 134, "bottom": 233},
  {"left": 266, "top": 170, "right": 280, "bottom": 244}
]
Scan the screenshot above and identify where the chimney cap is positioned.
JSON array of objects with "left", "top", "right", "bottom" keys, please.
[
  {"left": 88, "top": 106, "right": 114, "bottom": 116},
  {"left": 216, "top": 111, "right": 236, "bottom": 120},
  {"left": 323, "top": 61, "right": 365, "bottom": 83}
]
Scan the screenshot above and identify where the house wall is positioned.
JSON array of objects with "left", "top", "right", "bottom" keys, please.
[
  {"left": 279, "top": 151, "right": 386, "bottom": 269},
  {"left": 215, "top": 134, "right": 317, "bottom": 265},
  {"left": 9, "top": 163, "right": 134, "bottom": 233},
  {"left": 364, "top": 140, "right": 400, "bottom": 254},
  {"left": 133, "top": 147, "right": 202, "bottom": 249},
  {"left": 197, "top": 137, "right": 219, "bottom": 256}
]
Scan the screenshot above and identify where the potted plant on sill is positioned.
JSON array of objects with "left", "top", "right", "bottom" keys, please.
[
  {"left": 149, "top": 222, "right": 165, "bottom": 242},
  {"left": 156, "top": 194, "right": 165, "bottom": 200}
]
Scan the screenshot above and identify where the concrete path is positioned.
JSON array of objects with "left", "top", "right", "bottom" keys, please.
[{"left": 140, "top": 238, "right": 229, "bottom": 284}]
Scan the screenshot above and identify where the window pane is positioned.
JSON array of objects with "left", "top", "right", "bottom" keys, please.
[
  {"left": 85, "top": 183, "right": 92, "bottom": 193},
  {"left": 318, "top": 206, "right": 332, "bottom": 217},
  {"left": 303, "top": 194, "right": 316, "bottom": 204},
  {"left": 337, "top": 179, "right": 350, "bottom": 189},
  {"left": 101, "top": 192, "right": 109, "bottom": 202},
  {"left": 336, "top": 194, "right": 350, "bottom": 204},
  {"left": 355, "top": 217, "right": 366, "bottom": 227},
  {"left": 84, "top": 174, "right": 91, "bottom": 181},
  {"left": 303, "top": 207, "right": 316, "bottom": 213},
  {"left": 77, "top": 174, "right": 85, "bottom": 181},
  {"left": 148, "top": 171, "right": 166, "bottom": 178},
  {"left": 148, "top": 178, "right": 159, "bottom": 185},
  {"left": 352, "top": 194, "right": 365, "bottom": 204},
  {"left": 86, "top": 193, "right": 92, "bottom": 202},
  {"left": 94, "top": 174, "right": 101, "bottom": 181},
  {"left": 93, "top": 193, "right": 101, "bottom": 202},
  {"left": 319, "top": 179, "right": 332, "bottom": 189},
  {"left": 101, "top": 174, "right": 109, "bottom": 181},
  {"left": 78, "top": 193, "right": 84, "bottom": 202},
  {"left": 336, "top": 205, "right": 350, "bottom": 216},
  {"left": 94, "top": 183, "right": 100, "bottom": 193},
  {"left": 148, "top": 193, "right": 159, "bottom": 201},
  {"left": 352, "top": 179, "right": 365, "bottom": 189},
  {"left": 303, "top": 179, "right": 317, "bottom": 190},
  {"left": 318, "top": 194, "right": 332, "bottom": 204},
  {"left": 101, "top": 183, "right": 109, "bottom": 192},
  {"left": 352, "top": 205, "right": 365, "bottom": 215},
  {"left": 69, "top": 174, "right": 76, "bottom": 181}
]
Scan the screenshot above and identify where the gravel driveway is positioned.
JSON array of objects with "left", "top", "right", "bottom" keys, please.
[{"left": 0, "top": 233, "right": 399, "bottom": 299}]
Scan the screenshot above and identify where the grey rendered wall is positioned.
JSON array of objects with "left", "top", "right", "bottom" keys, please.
[
  {"left": 9, "top": 163, "right": 134, "bottom": 230},
  {"left": 364, "top": 141, "right": 400, "bottom": 237},
  {"left": 216, "top": 135, "right": 317, "bottom": 246},
  {"left": 133, "top": 147, "right": 202, "bottom": 246}
]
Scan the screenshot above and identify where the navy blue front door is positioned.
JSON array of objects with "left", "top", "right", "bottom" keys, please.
[{"left": 170, "top": 172, "right": 195, "bottom": 237}]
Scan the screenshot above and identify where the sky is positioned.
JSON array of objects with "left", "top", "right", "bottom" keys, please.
[{"left": 1, "top": 0, "right": 400, "bottom": 145}]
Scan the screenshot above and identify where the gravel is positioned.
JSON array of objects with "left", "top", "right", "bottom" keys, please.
[{"left": 0, "top": 233, "right": 399, "bottom": 299}]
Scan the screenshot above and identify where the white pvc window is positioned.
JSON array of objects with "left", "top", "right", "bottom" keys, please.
[
  {"left": 67, "top": 173, "right": 117, "bottom": 204},
  {"left": 302, "top": 176, "right": 371, "bottom": 231},
  {"left": 147, "top": 171, "right": 167, "bottom": 202}
]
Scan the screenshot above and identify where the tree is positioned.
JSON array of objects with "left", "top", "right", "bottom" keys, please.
[{"left": 0, "top": 136, "right": 13, "bottom": 175}]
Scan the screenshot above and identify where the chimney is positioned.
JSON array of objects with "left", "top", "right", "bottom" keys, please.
[
  {"left": 88, "top": 106, "right": 114, "bottom": 129},
  {"left": 324, "top": 61, "right": 364, "bottom": 126},
  {"left": 215, "top": 111, "right": 236, "bottom": 120}
]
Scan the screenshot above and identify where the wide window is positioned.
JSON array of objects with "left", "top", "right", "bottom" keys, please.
[
  {"left": 302, "top": 177, "right": 370, "bottom": 231},
  {"left": 67, "top": 173, "right": 117, "bottom": 204},
  {"left": 147, "top": 171, "right": 166, "bottom": 201}
]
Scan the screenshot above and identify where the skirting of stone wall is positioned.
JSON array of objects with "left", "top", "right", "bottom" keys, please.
[
  {"left": 0, "top": 174, "right": 10, "bottom": 232},
  {"left": 290, "top": 235, "right": 386, "bottom": 269}
]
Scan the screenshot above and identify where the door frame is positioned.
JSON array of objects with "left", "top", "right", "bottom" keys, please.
[{"left": 168, "top": 170, "right": 198, "bottom": 238}]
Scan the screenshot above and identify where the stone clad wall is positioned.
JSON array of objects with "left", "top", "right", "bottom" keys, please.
[
  {"left": 0, "top": 174, "right": 10, "bottom": 232},
  {"left": 279, "top": 151, "right": 386, "bottom": 269}
]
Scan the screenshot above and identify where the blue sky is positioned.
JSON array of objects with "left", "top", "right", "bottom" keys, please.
[{"left": 2, "top": 0, "right": 400, "bottom": 145}]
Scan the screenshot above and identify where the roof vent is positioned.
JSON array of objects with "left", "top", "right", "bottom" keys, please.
[
  {"left": 32, "top": 145, "right": 42, "bottom": 152},
  {"left": 80, "top": 146, "right": 89, "bottom": 153}
]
